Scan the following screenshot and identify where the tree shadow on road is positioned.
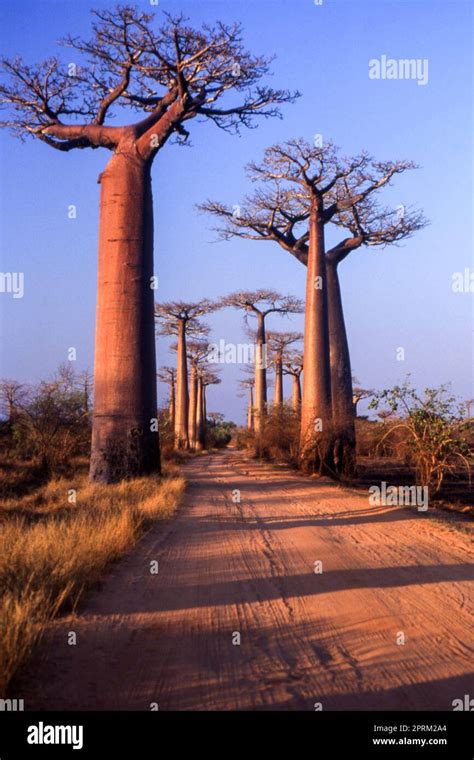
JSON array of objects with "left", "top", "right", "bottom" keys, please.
[{"left": 89, "top": 562, "right": 473, "bottom": 614}]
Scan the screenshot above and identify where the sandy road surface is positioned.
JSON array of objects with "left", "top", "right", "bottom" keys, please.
[{"left": 23, "top": 449, "right": 473, "bottom": 710}]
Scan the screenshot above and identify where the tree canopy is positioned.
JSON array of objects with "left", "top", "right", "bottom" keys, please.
[{"left": 0, "top": 5, "right": 298, "bottom": 158}]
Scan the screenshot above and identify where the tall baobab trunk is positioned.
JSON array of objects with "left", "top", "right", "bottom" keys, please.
[
  {"left": 90, "top": 149, "right": 160, "bottom": 483},
  {"left": 202, "top": 385, "right": 207, "bottom": 443},
  {"left": 254, "top": 313, "right": 267, "bottom": 434},
  {"left": 300, "top": 197, "right": 333, "bottom": 472},
  {"left": 175, "top": 320, "right": 189, "bottom": 449},
  {"left": 247, "top": 386, "right": 254, "bottom": 431},
  {"left": 327, "top": 259, "right": 356, "bottom": 476},
  {"left": 188, "top": 362, "right": 198, "bottom": 449},
  {"left": 291, "top": 374, "right": 302, "bottom": 413},
  {"left": 273, "top": 352, "right": 283, "bottom": 407},
  {"left": 168, "top": 378, "right": 175, "bottom": 428},
  {"left": 195, "top": 373, "right": 204, "bottom": 450}
]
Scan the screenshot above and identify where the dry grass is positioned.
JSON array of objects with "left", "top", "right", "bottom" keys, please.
[
  {"left": 236, "top": 406, "right": 300, "bottom": 465},
  {"left": 0, "top": 471, "right": 185, "bottom": 696}
]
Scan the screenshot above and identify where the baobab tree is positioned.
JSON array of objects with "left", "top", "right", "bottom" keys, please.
[
  {"left": 0, "top": 380, "right": 28, "bottom": 424},
  {"left": 196, "top": 369, "right": 221, "bottom": 449},
  {"left": 238, "top": 375, "right": 256, "bottom": 431},
  {"left": 0, "top": 5, "right": 296, "bottom": 482},
  {"left": 195, "top": 367, "right": 205, "bottom": 451},
  {"left": 187, "top": 340, "right": 210, "bottom": 450},
  {"left": 155, "top": 301, "right": 213, "bottom": 449},
  {"left": 220, "top": 291, "right": 303, "bottom": 435},
  {"left": 352, "top": 378, "right": 374, "bottom": 417},
  {"left": 266, "top": 331, "right": 303, "bottom": 408},
  {"left": 283, "top": 352, "right": 304, "bottom": 413},
  {"left": 202, "top": 370, "right": 221, "bottom": 432},
  {"left": 157, "top": 367, "right": 177, "bottom": 427},
  {"left": 202, "top": 139, "right": 426, "bottom": 475}
]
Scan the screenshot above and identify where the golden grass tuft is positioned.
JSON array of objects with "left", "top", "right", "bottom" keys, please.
[{"left": 0, "top": 472, "right": 185, "bottom": 696}]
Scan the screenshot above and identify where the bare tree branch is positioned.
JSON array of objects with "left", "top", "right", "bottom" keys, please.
[
  {"left": 201, "top": 138, "right": 428, "bottom": 267},
  {"left": 1, "top": 6, "right": 298, "bottom": 157}
]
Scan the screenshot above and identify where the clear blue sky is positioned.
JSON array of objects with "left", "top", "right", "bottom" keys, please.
[{"left": 0, "top": 0, "right": 472, "bottom": 423}]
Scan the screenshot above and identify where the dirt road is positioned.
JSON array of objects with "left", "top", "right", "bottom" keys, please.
[{"left": 23, "top": 449, "right": 473, "bottom": 711}]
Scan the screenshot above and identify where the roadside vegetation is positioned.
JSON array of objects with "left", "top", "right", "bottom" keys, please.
[
  {"left": 0, "top": 368, "right": 185, "bottom": 697},
  {"left": 235, "top": 381, "right": 474, "bottom": 513}
]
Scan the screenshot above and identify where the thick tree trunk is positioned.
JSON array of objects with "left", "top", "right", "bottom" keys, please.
[
  {"left": 292, "top": 374, "right": 301, "bottom": 413},
  {"left": 273, "top": 354, "right": 283, "bottom": 408},
  {"left": 300, "top": 197, "right": 333, "bottom": 473},
  {"left": 175, "top": 320, "right": 189, "bottom": 449},
  {"left": 188, "top": 363, "right": 197, "bottom": 449},
  {"left": 247, "top": 386, "right": 254, "bottom": 431},
  {"left": 195, "top": 374, "right": 204, "bottom": 450},
  {"left": 202, "top": 385, "right": 207, "bottom": 444},
  {"left": 89, "top": 148, "right": 160, "bottom": 483},
  {"left": 254, "top": 313, "right": 267, "bottom": 434},
  {"left": 168, "top": 380, "right": 175, "bottom": 428},
  {"left": 327, "top": 259, "right": 356, "bottom": 476}
]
